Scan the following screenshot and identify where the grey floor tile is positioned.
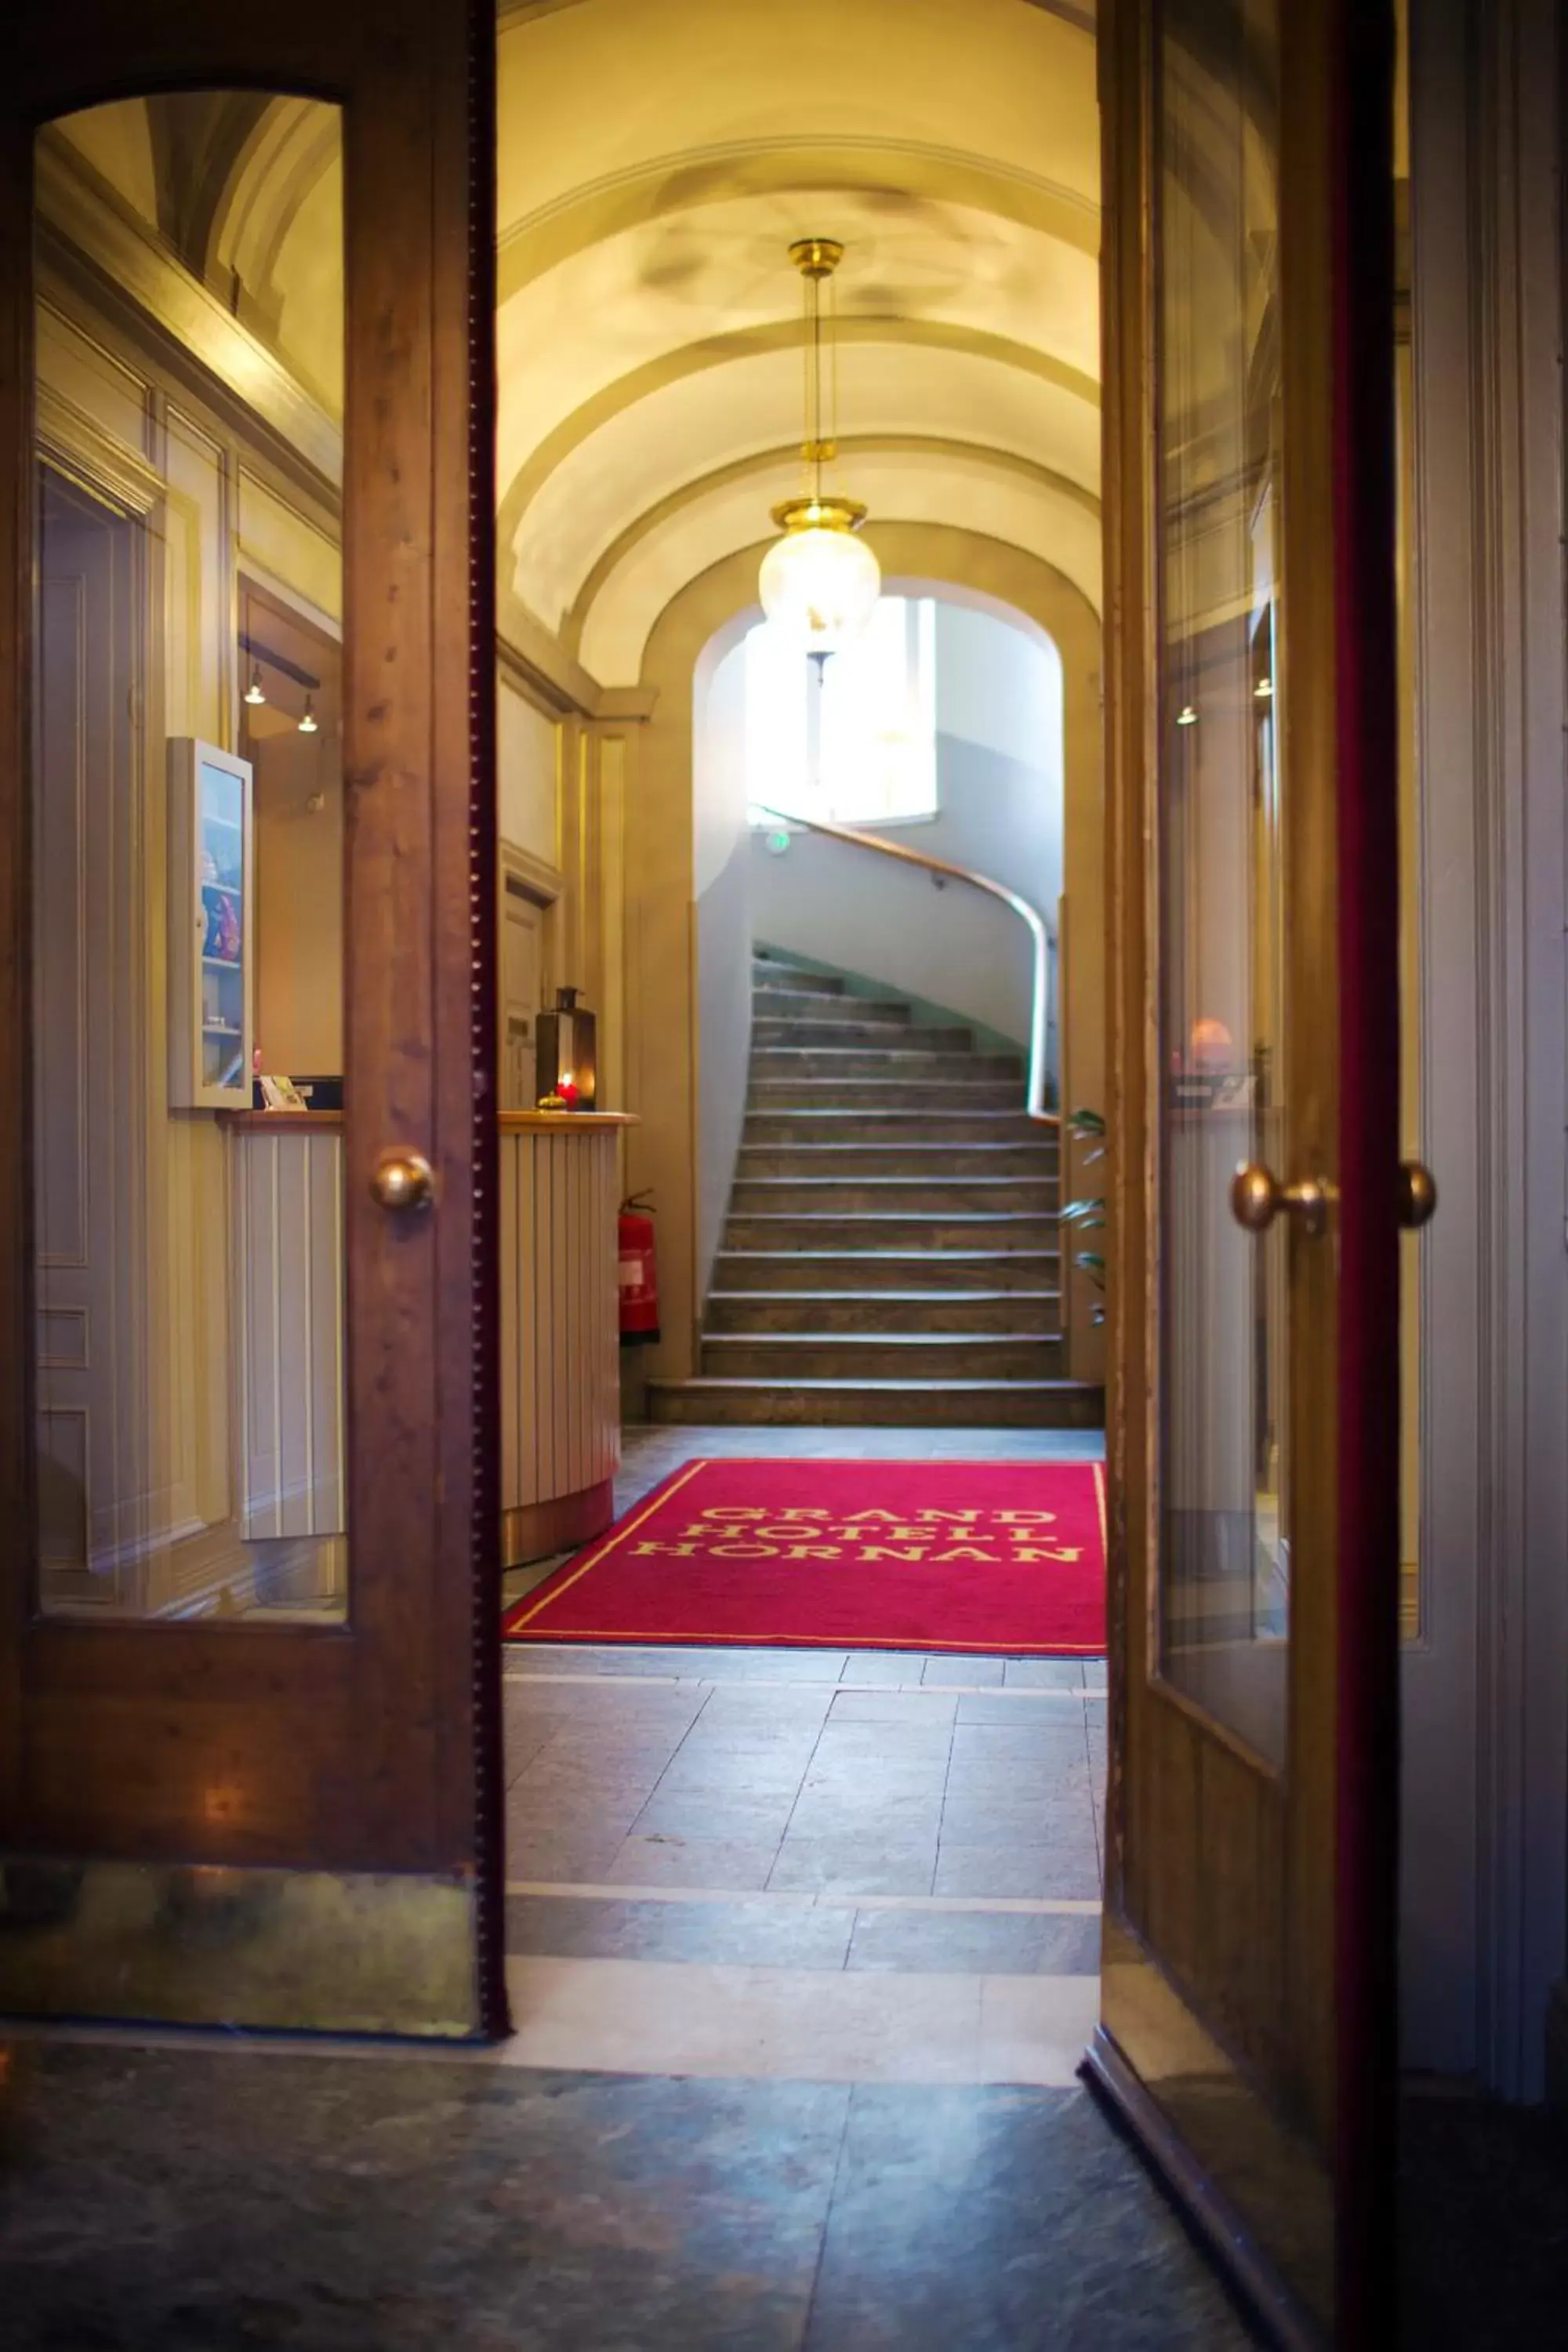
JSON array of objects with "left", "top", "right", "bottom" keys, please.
[
  {"left": 844, "top": 1907, "right": 1067, "bottom": 1976},
  {"left": 933, "top": 1842, "right": 1101, "bottom": 1901},
  {"left": 810, "top": 1722, "right": 953, "bottom": 1766},
  {"left": 504, "top": 1828, "right": 632, "bottom": 1885},
  {"left": 797, "top": 1767, "right": 951, "bottom": 1811},
  {"left": 606, "top": 1831, "right": 785, "bottom": 1889},
  {"left": 630, "top": 1791, "right": 800, "bottom": 1841},
  {"left": 923, "top": 1653, "right": 1007, "bottom": 1686},
  {"left": 838, "top": 1651, "right": 917, "bottom": 1685},
  {"left": 828, "top": 1688, "right": 959, "bottom": 1726},
  {"left": 938, "top": 1799, "right": 1095, "bottom": 1851},
  {"left": 768, "top": 1836, "right": 938, "bottom": 1897},
  {"left": 804, "top": 2083, "right": 1256, "bottom": 2350},
  {"left": 950, "top": 1712, "right": 1092, "bottom": 1752},
  {"left": 506, "top": 1893, "right": 855, "bottom": 1969},
  {"left": 1003, "top": 1657, "right": 1091, "bottom": 1688}
]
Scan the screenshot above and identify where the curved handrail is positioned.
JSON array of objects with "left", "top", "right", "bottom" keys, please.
[{"left": 754, "top": 806, "right": 1058, "bottom": 1127}]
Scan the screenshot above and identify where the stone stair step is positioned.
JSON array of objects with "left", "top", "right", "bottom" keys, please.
[
  {"left": 645, "top": 1376, "right": 1105, "bottom": 1429},
  {"left": 751, "top": 1019, "right": 974, "bottom": 1052},
  {"left": 710, "top": 1249, "right": 1062, "bottom": 1293},
  {"left": 750, "top": 1048, "right": 1023, "bottom": 1080},
  {"left": 737, "top": 1142, "right": 1057, "bottom": 1178},
  {"left": 704, "top": 1289, "right": 1062, "bottom": 1334},
  {"left": 723, "top": 1212, "right": 1060, "bottom": 1250},
  {"left": 730, "top": 1177, "right": 1056, "bottom": 1215},
  {"left": 701, "top": 1331, "right": 1065, "bottom": 1379},
  {"left": 751, "top": 962, "right": 844, "bottom": 994},
  {"left": 749, "top": 990, "right": 912, "bottom": 1024},
  {"left": 747, "top": 1079, "right": 1027, "bottom": 1112},
  {"left": 742, "top": 1110, "right": 1049, "bottom": 1143}
]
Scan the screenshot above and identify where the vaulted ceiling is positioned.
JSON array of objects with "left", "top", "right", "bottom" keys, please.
[
  {"left": 495, "top": 0, "right": 1102, "bottom": 682},
  {"left": 43, "top": 0, "right": 1103, "bottom": 688}
]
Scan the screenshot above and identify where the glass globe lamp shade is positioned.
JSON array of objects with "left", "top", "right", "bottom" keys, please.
[{"left": 758, "top": 499, "right": 880, "bottom": 657}]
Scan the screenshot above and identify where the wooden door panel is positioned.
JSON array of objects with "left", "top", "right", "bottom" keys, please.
[{"left": 0, "top": 2, "right": 502, "bottom": 2033}]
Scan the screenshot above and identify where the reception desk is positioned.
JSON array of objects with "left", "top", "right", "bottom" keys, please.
[{"left": 223, "top": 1109, "right": 632, "bottom": 1570}]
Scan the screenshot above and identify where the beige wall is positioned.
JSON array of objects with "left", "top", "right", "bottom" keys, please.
[
  {"left": 499, "top": 674, "right": 561, "bottom": 866},
  {"left": 253, "top": 729, "right": 343, "bottom": 1075}
]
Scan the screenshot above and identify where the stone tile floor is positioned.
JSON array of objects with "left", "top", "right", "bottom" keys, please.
[
  {"left": 0, "top": 1422, "right": 1262, "bottom": 2348},
  {"left": 0, "top": 2044, "right": 1259, "bottom": 2350}
]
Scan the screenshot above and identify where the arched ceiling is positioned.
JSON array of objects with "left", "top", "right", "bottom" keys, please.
[
  {"left": 50, "top": 93, "right": 343, "bottom": 416},
  {"left": 496, "top": 0, "right": 1102, "bottom": 682}
]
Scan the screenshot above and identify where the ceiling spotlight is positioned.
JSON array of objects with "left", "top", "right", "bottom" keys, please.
[
  {"left": 244, "top": 662, "right": 266, "bottom": 706},
  {"left": 758, "top": 237, "right": 880, "bottom": 662},
  {"left": 298, "top": 695, "right": 318, "bottom": 735}
]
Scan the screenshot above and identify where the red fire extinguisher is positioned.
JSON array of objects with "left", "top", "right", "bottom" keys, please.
[{"left": 618, "top": 1190, "right": 660, "bottom": 1344}]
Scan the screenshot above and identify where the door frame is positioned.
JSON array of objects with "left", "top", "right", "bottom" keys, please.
[
  {"left": 0, "top": 2, "right": 505, "bottom": 2034},
  {"left": 1396, "top": 0, "right": 1568, "bottom": 2101}
]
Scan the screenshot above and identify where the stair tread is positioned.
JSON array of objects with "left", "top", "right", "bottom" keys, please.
[
  {"left": 735, "top": 1175, "right": 1052, "bottom": 1188},
  {"left": 716, "top": 1254, "right": 1058, "bottom": 1268},
  {"left": 648, "top": 1376, "right": 1099, "bottom": 1393},
  {"left": 728, "top": 1210, "right": 1059, "bottom": 1223},
  {"left": 708, "top": 1289, "right": 1062, "bottom": 1303},
  {"left": 710, "top": 1336, "right": 1067, "bottom": 1355},
  {"left": 738, "top": 1145, "right": 1054, "bottom": 1156},
  {"left": 743, "top": 1112, "right": 1043, "bottom": 1124}
]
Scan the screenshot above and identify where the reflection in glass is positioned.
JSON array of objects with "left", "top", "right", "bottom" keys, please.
[
  {"left": 1155, "top": 0, "right": 1289, "bottom": 1761},
  {"left": 30, "top": 94, "right": 344, "bottom": 1619}
]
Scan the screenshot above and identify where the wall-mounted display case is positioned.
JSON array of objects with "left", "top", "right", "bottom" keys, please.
[{"left": 169, "top": 738, "right": 253, "bottom": 1109}]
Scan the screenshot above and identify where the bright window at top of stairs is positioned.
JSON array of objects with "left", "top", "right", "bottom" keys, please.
[{"left": 745, "top": 596, "right": 938, "bottom": 828}]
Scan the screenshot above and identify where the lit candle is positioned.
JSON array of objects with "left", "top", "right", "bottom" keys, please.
[{"left": 557, "top": 1071, "right": 579, "bottom": 1107}]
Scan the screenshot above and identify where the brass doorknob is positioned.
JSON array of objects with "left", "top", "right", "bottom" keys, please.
[
  {"left": 1397, "top": 1160, "right": 1438, "bottom": 1229},
  {"left": 1229, "top": 1163, "right": 1330, "bottom": 1238},
  {"left": 369, "top": 1148, "right": 435, "bottom": 1213}
]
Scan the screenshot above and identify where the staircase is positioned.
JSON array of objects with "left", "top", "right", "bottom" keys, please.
[{"left": 647, "top": 950, "right": 1105, "bottom": 1428}]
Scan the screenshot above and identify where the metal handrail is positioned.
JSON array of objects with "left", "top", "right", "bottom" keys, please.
[{"left": 754, "top": 806, "right": 1058, "bottom": 1127}]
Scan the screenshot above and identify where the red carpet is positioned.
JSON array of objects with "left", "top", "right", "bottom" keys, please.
[{"left": 503, "top": 1457, "right": 1105, "bottom": 1655}]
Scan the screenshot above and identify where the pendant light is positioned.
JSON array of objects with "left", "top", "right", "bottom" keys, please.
[
  {"left": 758, "top": 238, "right": 880, "bottom": 662},
  {"left": 298, "top": 694, "right": 318, "bottom": 734},
  {"left": 244, "top": 662, "right": 267, "bottom": 706}
]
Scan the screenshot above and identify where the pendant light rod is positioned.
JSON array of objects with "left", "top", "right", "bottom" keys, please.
[{"left": 789, "top": 237, "right": 844, "bottom": 503}]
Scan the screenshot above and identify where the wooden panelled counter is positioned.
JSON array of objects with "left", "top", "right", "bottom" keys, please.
[
  {"left": 496, "top": 1111, "right": 634, "bottom": 1566},
  {"left": 222, "top": 1110, "right": 633, "bottom": 1568}
]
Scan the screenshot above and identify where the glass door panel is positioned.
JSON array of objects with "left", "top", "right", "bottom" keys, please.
[
  {"left": 29, "top": 94, "right": 347, "bottom": 1623},
  {"left": 1155, "top": 0, "right": 1289, "bottom": 1763}
]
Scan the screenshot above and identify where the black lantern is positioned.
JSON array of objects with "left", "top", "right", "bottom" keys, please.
[{"left": 535, "top": 986, "right": 597, "bottom": 1110}]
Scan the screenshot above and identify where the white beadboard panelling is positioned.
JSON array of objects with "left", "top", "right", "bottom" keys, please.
[
  {"left": 500, "top": 1127, "right": 621, "bottom": 1510},
  {"left": 230, "top": 1126, "right": 346, "bottom": 1538}
]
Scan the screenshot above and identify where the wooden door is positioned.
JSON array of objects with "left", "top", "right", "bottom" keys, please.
[
  {"left": 500, "top": 872, "right": 548, "bottom": 1112},
  {"left": 0, "top": 2, "right": 503, "bottom": 2035},
  {"left": 1092, "top": 0, "right": 1408, "bottom": 2341}
]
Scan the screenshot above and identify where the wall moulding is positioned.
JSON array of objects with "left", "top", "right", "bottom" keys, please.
[
  {"left": 35, "top": 382, "right": 162, "bottom": 519},
  {"left": 35, "top": 134, "right": 341, "bottom": 504}
]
